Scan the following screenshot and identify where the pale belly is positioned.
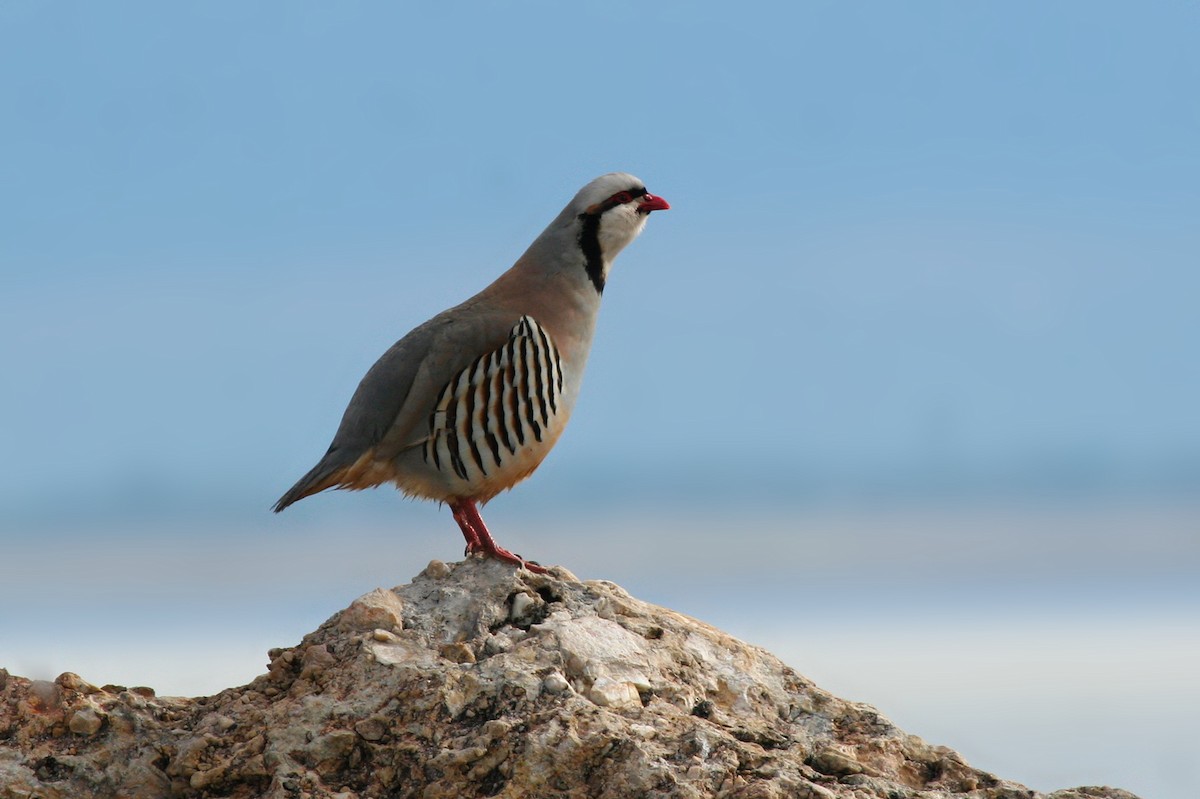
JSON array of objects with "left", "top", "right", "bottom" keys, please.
[{"left": 389, "top": 418, "right": 568, "bottom": 503}]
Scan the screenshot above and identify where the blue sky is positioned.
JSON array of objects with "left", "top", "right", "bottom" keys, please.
[
  {"left": 3, "top": 2, "right": 1199, "bottom": 518},
  {"left": 2, "top": 6, "right": 1199, "bottom": 796}
]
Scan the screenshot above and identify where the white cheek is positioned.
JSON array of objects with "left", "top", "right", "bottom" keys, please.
[{"left": 597, "top": 209, "right": 648, "bottom": 262}]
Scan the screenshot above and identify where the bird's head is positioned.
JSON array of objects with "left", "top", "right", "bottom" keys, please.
[{"left": 566, "top": 172, "right": 669, "bottom": 293}]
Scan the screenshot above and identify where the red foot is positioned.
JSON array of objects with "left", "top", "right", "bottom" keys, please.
[{"left": 449, "top": 499, "right": 548, "bottom": 574}]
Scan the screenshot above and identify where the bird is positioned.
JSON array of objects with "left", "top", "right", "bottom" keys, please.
[{"left": 273, "top": 173, "right": 669, "bottom": 573}]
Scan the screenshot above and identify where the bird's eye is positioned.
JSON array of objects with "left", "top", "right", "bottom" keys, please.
[{"left": 611, "top": 191, "right": 633, "bottom": 205}]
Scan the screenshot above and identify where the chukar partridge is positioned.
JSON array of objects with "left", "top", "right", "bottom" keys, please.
[{"left": 274, "top": 173, "right": 669, "bottom": 573}]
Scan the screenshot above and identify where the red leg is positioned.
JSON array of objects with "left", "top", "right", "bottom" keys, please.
[
  {"left": 449, "top": 499, "right": 547, "bottom": 574},
  {"left": 450, "top": 502, "right": 483, "bottom": 553}
]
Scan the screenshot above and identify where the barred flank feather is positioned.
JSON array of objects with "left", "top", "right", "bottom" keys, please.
[{"left": 422, "top": 316, "right": 563, "bottom": 484}]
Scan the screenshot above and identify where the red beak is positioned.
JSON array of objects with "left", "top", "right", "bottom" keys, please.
[{"left": 637, "top": 193, "right": 670, "bottom": 214}]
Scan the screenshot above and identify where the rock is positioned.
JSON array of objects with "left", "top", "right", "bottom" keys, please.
[
  {"left": 353, "top": 716, "right": 388, "bottom": 742},
  {"left": 0, "top": 557, "right": 1143, "bottom": 798},
  {"left": 67, "top": 705, "right": 105, "bottom": 736},
  {"left": 337, "top": 587, "right": 405, "bottom": 633},
  {"left": 541, "top": 671, "right": 571, "bottom": 694}
]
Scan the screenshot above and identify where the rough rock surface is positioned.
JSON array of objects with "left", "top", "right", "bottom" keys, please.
[{"left": 1, "top": 558, "right": 1141, "bottom": 799}]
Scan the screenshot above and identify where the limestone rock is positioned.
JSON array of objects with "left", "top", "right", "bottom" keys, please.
[{"left": 0, "top": 558, "right": 1141, "bottom": 798}]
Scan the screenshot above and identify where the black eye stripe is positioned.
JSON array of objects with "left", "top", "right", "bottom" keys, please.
[{"left": 583, "top": 186, "right": 649, "bottom": 217}]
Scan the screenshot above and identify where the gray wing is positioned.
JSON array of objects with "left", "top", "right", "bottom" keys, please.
[{"left": 273, "top": 305, "right": 517, "bottom": 511}]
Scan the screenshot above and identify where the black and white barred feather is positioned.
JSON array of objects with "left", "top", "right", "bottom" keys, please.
[{"left": 422, "top": 316, "right": 564, "bottom": 482}]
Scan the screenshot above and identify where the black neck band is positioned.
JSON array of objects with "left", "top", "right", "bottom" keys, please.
[{"left": 578, "top": 213, "right": 605, "bottom": 294}]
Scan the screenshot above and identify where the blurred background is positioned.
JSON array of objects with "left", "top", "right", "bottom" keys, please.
[{"left": 1, "top": 3, "right": 1197, "bottom": 798}]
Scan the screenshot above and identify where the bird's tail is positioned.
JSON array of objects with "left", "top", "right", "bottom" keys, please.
[{"left": 272, "top": 453, "right": 351, "bottom": 513}]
